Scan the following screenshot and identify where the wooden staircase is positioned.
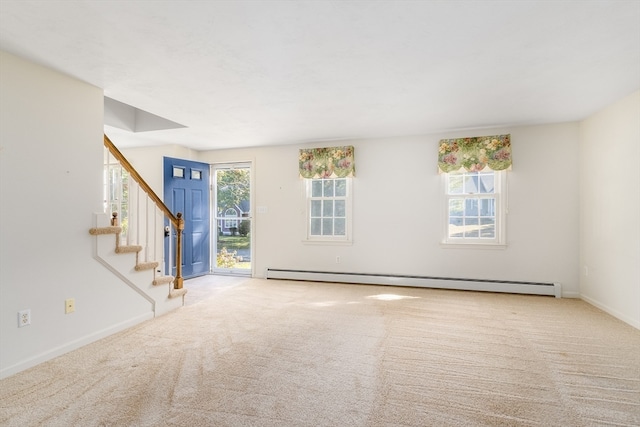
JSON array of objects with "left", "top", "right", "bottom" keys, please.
[
  {"left": 88, "top": 134, "right": 188, "bottom": 316},
  {"left": 89, "top": 223, "right": 187, "bottom": 300}
]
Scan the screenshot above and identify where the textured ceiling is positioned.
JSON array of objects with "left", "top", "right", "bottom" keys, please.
[{"left": 1, "top": 1, "right": 639, "bottom": 150}]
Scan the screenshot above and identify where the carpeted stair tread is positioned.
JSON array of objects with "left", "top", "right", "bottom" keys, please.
[
  {"left": 89, "top": 226, "right": 122, "bottom": 235},
  {"left": 135, "top": 261, "right": 159, "bottom": 271},
  {"left": 153, "top": 276, "right": 174, "bottom": 286},
  {"left": 115, "top": 245, "right": 143, "bottom": 254},
  {"left": 169, "top": 288, "right": 188, "bottom": 298}
]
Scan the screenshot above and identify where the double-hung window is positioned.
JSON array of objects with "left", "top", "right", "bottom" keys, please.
[
  {"left": 306, "top": 177, "right": 352, "bottom": 242},
  {"left": 443, "top": 170, "right": 506, "bottom": 246},
  {"left": 299, "top": 145, "right": 355, "bottom": 243}
]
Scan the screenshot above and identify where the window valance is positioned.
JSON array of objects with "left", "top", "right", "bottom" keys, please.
[
  {"left": 438, "top": 134, "right": 511, "bottom": 173},
  {"left": 299, "top": 146, "right": 355, "bottom": 179}
]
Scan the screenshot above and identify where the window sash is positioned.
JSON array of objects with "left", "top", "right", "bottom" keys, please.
[
  {"left": 305, "top": 178, "right": 351, "bottom": 241},
  {"left": 446, "top": 194, "right": 498, "bottom": 241},
  {"left": 443, "top": 171, "right": 506, "bottom": 246}
]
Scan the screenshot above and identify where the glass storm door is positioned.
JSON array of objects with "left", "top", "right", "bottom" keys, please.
[{"left": 213, "top": 163, "right": 252, "bottom": 276}]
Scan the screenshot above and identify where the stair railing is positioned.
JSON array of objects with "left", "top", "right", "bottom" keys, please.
[{"left": 103, "top": 134, "right": 184, "bottom": 289}]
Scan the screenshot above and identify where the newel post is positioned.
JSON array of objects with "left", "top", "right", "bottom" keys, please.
[{"left": 174, "top": 212, "right": 185, "bottom": 289}]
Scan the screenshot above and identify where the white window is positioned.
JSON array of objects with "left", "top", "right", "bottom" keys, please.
[
  {"left": 443, "top": 170, "right": 506, "bottom": 246},
  {"left": 224, "top": 208, "right": 238, "bottom": 229},
  {"left": 305, "top": 178, "right": 352, "bottom": 243}
]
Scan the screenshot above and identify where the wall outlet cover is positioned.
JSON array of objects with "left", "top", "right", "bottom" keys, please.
[{"left": 18, "top": 309, "right": 31, "bottom": 327}]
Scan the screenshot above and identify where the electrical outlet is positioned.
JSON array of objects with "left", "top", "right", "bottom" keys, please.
[
  {"left": 65, "top": 298, "right": 75, "bottom": 314},
  {"left": 18, "top": 309, "right": 31, "bottom": 327}
]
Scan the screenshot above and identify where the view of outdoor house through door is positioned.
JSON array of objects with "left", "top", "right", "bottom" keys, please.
[
  {"left": 214, "top": 163, "right": 252, "bottom": 275},
  {"left": 163, "top": 157, "right": 210, "bottom": 278}
]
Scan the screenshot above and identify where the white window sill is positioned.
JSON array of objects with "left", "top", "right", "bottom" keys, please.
[
  {"left": 440, "top": 241, "right": 507, "bottom": 250},
  {"left": 302, "top": 239, "right": 353, "bottom": 246}
]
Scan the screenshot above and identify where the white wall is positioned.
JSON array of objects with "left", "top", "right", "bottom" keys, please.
[
  {"left": 579, "top": 90, "right": 640, "bottom": 328},
  {"left": 197, "top": 123, "right": 581, "bottom": 296},
  {"left": 119, "top": 144, "right": 198, "bottom": 197},
  {"left": 0, "top": 52, "right": 152, "bottom": 379}
]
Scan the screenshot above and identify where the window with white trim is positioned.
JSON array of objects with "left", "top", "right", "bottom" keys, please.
[
  {"left": 443, "top": 170, "right": 506, "bottom": 246},
  {"left": 306, "top": 178, "right": 352, "bottom": 242},
  {"left": 224, "top": 208, "right": 238, "bottom": 229}
]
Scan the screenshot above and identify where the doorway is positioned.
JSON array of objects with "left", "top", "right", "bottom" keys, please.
[
  {"left": 213, "top": 163, "right": 252, "bottom": 276},
  {"left": 163, "top": 157, "right": 211, "bottom": 278}
]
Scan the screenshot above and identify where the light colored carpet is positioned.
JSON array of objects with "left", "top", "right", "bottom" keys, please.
[{"left": 1, "top": 278, "right": 639, "bottom": 426}]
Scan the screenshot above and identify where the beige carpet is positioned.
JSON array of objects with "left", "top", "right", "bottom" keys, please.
[{"left": 1, "top": 278, "right": 639, "bottom": 426}]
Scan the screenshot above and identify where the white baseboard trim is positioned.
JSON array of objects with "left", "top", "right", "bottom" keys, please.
[
  {"left": 0, "top": 312, "right": 153, "bottom": 380},
  {"left": 562, "top": 291, "right": 580, "bottom": 299},
  {"left": 580, "top": 294, "right": 640, "bottom": 330}
]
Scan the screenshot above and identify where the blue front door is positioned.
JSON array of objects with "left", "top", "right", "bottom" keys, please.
[{"left": 163, "top": 157, "right": 210, "bottom": 278}]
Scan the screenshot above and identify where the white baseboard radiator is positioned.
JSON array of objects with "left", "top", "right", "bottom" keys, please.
[{"left": 265, "top": 269, "right": 562, "bottom": 298}]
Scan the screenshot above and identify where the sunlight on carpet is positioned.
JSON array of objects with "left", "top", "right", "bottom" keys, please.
[{"left": 1, "top": 279, "right": 639, "bottom": 426}]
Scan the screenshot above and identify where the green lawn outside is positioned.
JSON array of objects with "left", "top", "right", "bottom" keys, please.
[
  {"left": 216, "top": 235, "right": 251, "bottom": 269},
  {"left": 217, "top": 235, "right": 250, "bottom": 249}
]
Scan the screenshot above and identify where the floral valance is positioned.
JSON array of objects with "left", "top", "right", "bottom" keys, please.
[
  {"left": 299, "top": 146, "right": 355, "bottom": 179},
  {"left": 438, "top": 134, "right": 512, "bottom": 173}
]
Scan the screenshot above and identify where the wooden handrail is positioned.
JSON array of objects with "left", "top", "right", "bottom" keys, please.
[{"left": 103, "top": 134, "right": 184, "bottom": 289}]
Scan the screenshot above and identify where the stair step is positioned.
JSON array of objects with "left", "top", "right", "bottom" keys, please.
[
  {"left": 89, "top": 220, "right": 186, "bottom": 307},
  {"left": 115, "top": 245, "right": 143, "bottom": 254},
  {"left": 169, "top": 288, "right": 188, "bottom": 299},
  {"left": 89, "top": 226, "right": 122, "bottom": 236},
  {"left": 135, "top": 261, "right": 159, "bottom": 271},
  {"left": 153, "top": 275, "right": 174, "bottom": 286}
]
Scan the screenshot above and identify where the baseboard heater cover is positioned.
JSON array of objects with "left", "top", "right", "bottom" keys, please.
[{"left": 265, "top": 269, "right": 562, "bottom": 298}]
